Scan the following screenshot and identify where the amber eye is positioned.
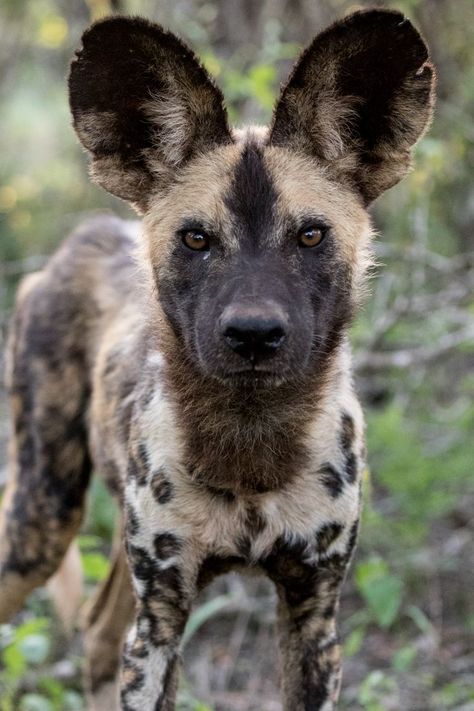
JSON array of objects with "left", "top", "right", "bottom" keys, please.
[
  {"left": 182, "top": 230, "right": 210, "bottom": 251},
  {"left": 298, "top": 226, "right": 326, "bottom": 248}
]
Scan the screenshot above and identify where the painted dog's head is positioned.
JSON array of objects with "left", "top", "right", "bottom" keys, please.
[{"left": 69, "top": 10, "right": 434, "bottom": 388}]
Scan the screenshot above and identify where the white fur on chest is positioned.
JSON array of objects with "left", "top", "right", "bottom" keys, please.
[{"left": 125, "top": 350, "right": 363, "bottom": 564}]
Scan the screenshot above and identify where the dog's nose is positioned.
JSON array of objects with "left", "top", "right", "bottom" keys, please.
[{"left": 221, "top": 308, "right": 287, "bottom": 362}]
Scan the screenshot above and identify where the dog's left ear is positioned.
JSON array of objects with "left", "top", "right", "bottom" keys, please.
[{"left": 270, "top": 9, "right": 435, "bottom": 204}]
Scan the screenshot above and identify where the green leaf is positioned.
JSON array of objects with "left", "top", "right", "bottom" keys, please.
[
  {"left": 355, "top": 556, "right": 389, "bottom": 589},
  {"left": 2, "top": 643, "right": 27, "bottom": 677},
  {"left": 182, "top": 595, "right": 233, "bottom": 647},
  {"left": 19, "top": 695, "right": 54, "bottom": 711},
  {"left": 406, "top": 605, "right": 435, "bottom": 635},
  {"left": 248, "top": 64, "right": 277, "bottom": 110},
  {"left": 392, "top": 645, "right": 417, "bottom": 672},
  {"left": 18, "top": 634, "right": 50, "bottom": 665},
  {"left": 85, "top": 477, "right": 117, "bottom": 541},
  {"left": 38, "top": 676, "right": 66, "bottom": 709},
  {"left": 355, "top": 557, "right": 404, "bottom": 628},
  {"left": 81, "top": 551, "right": 110, "bottom": 582},
  {"left": 363, "top": 575, "right": 403, "bottom": 628},
  {"left": 77, "top": 534, "right": 103, "bottom": 551},
  {"left": 358, "top": 670, "right": 397, "bottom": 710},
  {"left": 344, "top": 626, "right": 365, "bottom": 656},
  {"left": 12, "top": 618, "right": 49, "bottom": 642},
  {"left": 177, "top": 685, "right": 214, "bottom": 710},
  {"left": 63, "top": 691, "right": 85, "bottom": 710}
]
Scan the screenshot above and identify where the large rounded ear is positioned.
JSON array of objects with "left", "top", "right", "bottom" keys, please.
[
  {"left": 269, "top": 9, "right": 436, "bottom": 204},
  {"left": 69, "top": 16, "right": 232, "bottom": 211}
]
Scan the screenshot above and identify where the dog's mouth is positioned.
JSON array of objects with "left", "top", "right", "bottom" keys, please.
[{"left": 215, "top": 367, "right": 289, "bottom": 389}]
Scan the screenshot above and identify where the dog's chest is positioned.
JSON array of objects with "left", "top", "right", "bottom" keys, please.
[{"left": 124, "top": 372, "right": 363, "bottom": 566}]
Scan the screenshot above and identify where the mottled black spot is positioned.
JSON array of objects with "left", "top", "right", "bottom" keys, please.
[
  {"left": 125, "top": 504, "right": 140, "bottom": 537},
  {"left": 261, "top": 532, "right": 350, "bottom": 611},
  {"left": 246, "top": 505, "right": 266, "bottom": 537},
  {"left": 128, "top": 636, "right": 149, "bottom": 660},
  {"left": 154, "top": 532, "right": 182, "bottom": 560},
  {"left": 197, "top": 554, "right": 246, "bottom": 589},
  {"left": 301, "top": 640, "right": 331, "bottom": 710},
  {"left": 118, "top": 399, "right": 134, "bottom": 443},
  {"left": 234, "top": 507, "right": 267, "bottom": 558},
  {"left": 322, "top": 602, "right": 336, "bottom": 619},
  {"left": 317, "top": 522, "right": 344, "bottom": 555},
  {"left": 127, "top": 548, "right": 188, "bottom": 650},
  {"left": 150, "top": 469, "right": 174, "bottom": 505},
  {"left": 156, "top": 565, "right": 184, "bottom": 596},
  {"left": 236, "top": 535, "right": 252, "bottom": 559},
  {"left": 340, "top": 413, "right": 355, "bottom": 451},
  {"left": 344, "top": 451, "right": 358, "bottom": 483},
  {"left": 261, "top": 535, "right": 312, "bottom": 607},
  {"left": 129, "top": 545, "right": 156, "bottom": 582},
  {"left": 319, "top": 463, "right": 345, "bottom": 498},
  {"left": 345, "top": 519, "right": 359, "bottom": 560},
  {"left": 135, "top": 443, "right": 150, "bottom": 486},
  {"left": 127, "top": 457, "right": 139, "bottom": 482},
  {"left": 147, "top": 609, "right": 185, "bottom": 648},
  {"left": 206, "top": 484, "right": 236, "bottom": 504},
  {"left": 339, "top": 412, "right": 358, "bottom": 483},
  {"left": 121, "top": 654, "right": 145, "bottom": 694}
]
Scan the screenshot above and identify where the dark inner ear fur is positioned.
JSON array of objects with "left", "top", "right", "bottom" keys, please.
[
  {"left": 269, "top": 9, "right": 436, "bottom": 203},
  {"left": 69, "top": 16, "right": 232, "bottom": 210}
]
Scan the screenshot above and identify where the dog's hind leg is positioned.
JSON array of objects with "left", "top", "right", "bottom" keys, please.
[
  {"left": 47, "top": 539, "right": 84, "bottom": 632},
  {"left": 0, "top": 271, "right": 92, "bottom": 622},
  {"left": 82, "top": 519, "right": 136, "bottom": 711}
]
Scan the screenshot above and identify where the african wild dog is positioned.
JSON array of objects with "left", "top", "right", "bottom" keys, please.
[{"left": 0, "top": 9, "right": 435, "bottom": 710}]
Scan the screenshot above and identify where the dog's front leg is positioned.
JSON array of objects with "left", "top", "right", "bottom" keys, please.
[
  {"left": 120, "top": 520, "right": 197, "bottom": 711},
  {"left": 275, "top": 577, "right": 343, "bottom": 711},
  {"left": 263, "top": 523, "right": 358, "bottom": 711}
]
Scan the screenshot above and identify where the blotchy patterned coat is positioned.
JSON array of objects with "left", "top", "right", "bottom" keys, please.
[{"left": 0, "top": 9, "right": 435, "bottom": 711}]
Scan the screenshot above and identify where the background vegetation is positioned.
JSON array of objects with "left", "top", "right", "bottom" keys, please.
[{"left": 0, "top": 0, "right": 473, "bottom": 709}]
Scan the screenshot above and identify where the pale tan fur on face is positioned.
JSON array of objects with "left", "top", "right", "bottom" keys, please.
[
  {"left": 232, "top": 125, "right": 268, "bottom": 145},
  {"left": 143, "top": 135, "right": 373, "bottom": 298},
  {"left": 144, "top": 143, "right": 244, "bottom": 267},
  {"left": 264, "top": 146, "right": 374, "bottom": 296}
]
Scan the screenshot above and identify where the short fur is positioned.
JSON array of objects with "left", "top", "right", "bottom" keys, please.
[{"left": 0, "top": 9, "right": 435, "bottom": 710}]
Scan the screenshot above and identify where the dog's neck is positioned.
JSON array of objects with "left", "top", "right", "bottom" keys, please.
[{"left": 154, "top": 324, "right": 352, "bottom": 495}]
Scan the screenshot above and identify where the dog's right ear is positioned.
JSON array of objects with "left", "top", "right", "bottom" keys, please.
[{"left": 69, "top": 16, "right": 232, "bottom": 212}]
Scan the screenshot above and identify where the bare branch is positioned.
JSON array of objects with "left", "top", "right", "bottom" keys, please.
[{"left": 355, "top": 324, "right": 474, "bottom": 373}]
